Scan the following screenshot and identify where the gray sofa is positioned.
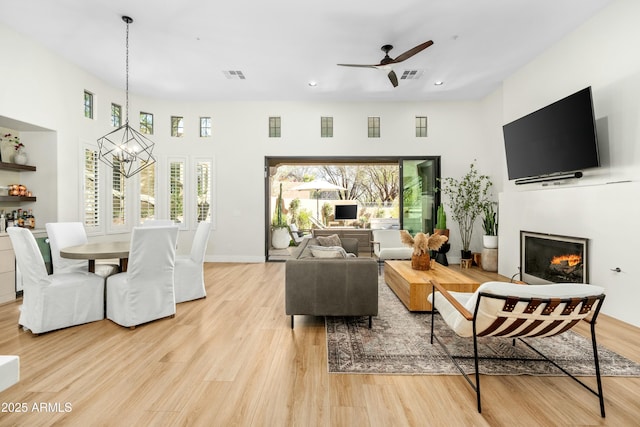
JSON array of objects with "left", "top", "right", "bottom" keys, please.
[{"left": 285, "top": 236, "right": 378, "bottom": 328}]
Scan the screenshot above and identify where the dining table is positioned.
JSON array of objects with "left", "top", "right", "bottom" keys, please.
[{"left": 60, "top": 241, "right": 130, "bottom": 273}]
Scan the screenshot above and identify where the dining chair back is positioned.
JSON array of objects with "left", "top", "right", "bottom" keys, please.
[
  {"left": 45, "top": 222, "right": 89, "bottom": 274},
  {"left": 8, "top": 227, "right": 105, "bottom": 334},
  {"left": 106, "top": 226, "right": 179, "bottom": 328},
  {"left": 46, "top": 222, "right": 119, "bottom": 277},
  {"left": 174, "top": 221, "right": 210, "bottom": 303},
  {"left": 141, "top": 219, "right": 174, "bottom": 227}
]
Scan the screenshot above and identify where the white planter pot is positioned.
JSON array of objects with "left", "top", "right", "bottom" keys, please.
[
  {"left": 483, "top": 235, "right": 498, "bottom": 249},
  {"left": 271, "top": 227, "right": 291, "bottom": 249}
]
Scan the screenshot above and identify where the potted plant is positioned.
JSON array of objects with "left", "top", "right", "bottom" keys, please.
[
  {"left": 482, "top": 203, "right": 498, "bottom": 249},
  {"left": 439, "top": 161, "right": 493, "bottom": 261},
  {"left": 400, "top": 230, "right": 448, "bottom": 270},
  {"left": 271, "top": 183, "right": 290, "bottom": 249},
  {"left": 433, "top": 204, "right": 449, "bottom": 238}
]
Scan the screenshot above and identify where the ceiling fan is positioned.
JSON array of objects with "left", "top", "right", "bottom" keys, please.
[{"left": 338, "top": 40, "right": 434, "bottom": 87}]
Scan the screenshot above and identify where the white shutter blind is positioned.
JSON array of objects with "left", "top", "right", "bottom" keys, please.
[
  {"left": 83, "top": 148, "right": 100, "bottom": 227},
  {"left": 169, "top": 161, "right": 185, "bottom": 224},
  {"left": 196, "top": 160, "right": 212, "bottom": 223},
  {"left": 112, "top": 156, "right": 126, "bottom": 225},
  {"left": 139, "top": 160, "right": 156, "bottom": 223}
]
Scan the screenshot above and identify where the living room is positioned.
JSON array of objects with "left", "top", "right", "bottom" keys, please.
[{"left": 0, "top": 0, "right": 639, "bottom": 424}]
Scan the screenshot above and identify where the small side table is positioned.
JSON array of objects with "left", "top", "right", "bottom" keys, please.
[
  {"left": 433, "top": 242, "right": 450, "bottom": 266},
  {"left": 481, "top": 248, "right": 498, "bottom": 272}
]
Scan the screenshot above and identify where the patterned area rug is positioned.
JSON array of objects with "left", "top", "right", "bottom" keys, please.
[{"left": 326, "top": 274, "right": 640, "bottom": 375}]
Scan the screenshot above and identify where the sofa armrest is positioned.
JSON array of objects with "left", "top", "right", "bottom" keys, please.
[{"left": 341, "top": 237, "right": 359, "bottom": 256}]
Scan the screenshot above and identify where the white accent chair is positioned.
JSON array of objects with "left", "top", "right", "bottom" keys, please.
[
  {"left": 8, "top": 227, "right": 105, "bottom": 335},
  {"left": 46, "top": 222, "right": 119, "bottom": 277},
  {"left": 174, "top": 221, "right": 210, "bottom": 303},
  {"left": 371, "top": 229, "right": 413, "bottom": 269},
  {"left": 428, "top": 280, "right": 606, "bottom": 416},
  {"left": 142, "top": 219, "right": 175, "bottom": 227},
  {"left": 106, "top": 226, "right": 179, "bottom": 328}
]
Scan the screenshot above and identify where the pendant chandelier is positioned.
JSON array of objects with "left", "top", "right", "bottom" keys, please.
[{"left": 97, "top": 16, "right": 156, "bottom": 178}]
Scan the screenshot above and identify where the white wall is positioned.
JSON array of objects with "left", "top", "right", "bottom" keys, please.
[
  {"left": 0, "top": 22, "right": 499, "bottom": 263},
  {"left": 497, "top": 0, "right": 640, "bottom": 326}
]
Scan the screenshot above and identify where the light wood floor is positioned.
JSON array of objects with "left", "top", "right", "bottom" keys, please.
[{"left": 0, "top": 262, "right": 639, "bottom": 426}]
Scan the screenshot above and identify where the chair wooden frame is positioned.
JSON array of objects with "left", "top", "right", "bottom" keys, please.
[{"left": 429, "top": 279, "right": 606, "bottom": 417}]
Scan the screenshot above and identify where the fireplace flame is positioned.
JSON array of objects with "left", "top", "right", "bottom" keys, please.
[{"left": 550, "top": 254, "right": 582, "bottom": 267}]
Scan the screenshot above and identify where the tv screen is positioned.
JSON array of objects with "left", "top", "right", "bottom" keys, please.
[
  {"left": 334, "top": 204, "right": 358, "bottom": 221},
  {"left": 503, "top": 87, "right": 599, "bottom": 181}
]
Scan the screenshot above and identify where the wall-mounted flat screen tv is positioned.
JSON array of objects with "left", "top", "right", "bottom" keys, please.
[
  {"left": 502, "top": 87, "right": 600, "bottom": 181},
  {"left": 334, "top": 204, "right": 358, "bottom": 220}
]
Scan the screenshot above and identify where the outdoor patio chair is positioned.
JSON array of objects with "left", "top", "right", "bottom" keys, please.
[{"left": 428, "top": 280, "right": 606, "bottom": 416}]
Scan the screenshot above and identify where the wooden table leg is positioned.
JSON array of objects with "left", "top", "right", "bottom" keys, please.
[
  {"left": 120, "top": 258, "right": 128, "bottom": 272},
  {"left": 88, "top": 259, "right": 95, "bottom": 273}
]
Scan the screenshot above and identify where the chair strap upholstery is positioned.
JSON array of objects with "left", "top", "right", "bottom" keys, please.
[{"left": 477, "top": 294, "right": 603, "bottom": 338}]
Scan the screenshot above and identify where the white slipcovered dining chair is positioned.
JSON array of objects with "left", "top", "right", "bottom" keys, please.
[
  {"left": 106, "top": 226, "right": 179, "bottom": 328},
  {"left": 428, "top": 280, "right": 607, "bottom": 416},
  {"left": 46, "top": 222, "right": 119, "bottom": 277},
  {"left": 174, "top": 221, "right": 210, "bottom": 303},
  {"left": 8, "top": 227, "right": 105, "bottom": 335}
]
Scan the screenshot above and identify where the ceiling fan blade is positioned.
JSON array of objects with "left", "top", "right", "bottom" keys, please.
[
  {"left": 391, "top": 40, "right": 434, "bottom": 63},
  {"left": 337, "top": 63, "right": 379, "bottom": 68},
  {"left": 387, "top": 70, "right": 398, "bottom": 87}
]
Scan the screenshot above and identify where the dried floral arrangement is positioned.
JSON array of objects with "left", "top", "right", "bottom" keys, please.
[{"left": 400, "top": 230, "right": 448, "bottom": 256}]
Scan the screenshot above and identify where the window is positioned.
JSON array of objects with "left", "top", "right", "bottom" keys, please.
[
  {"left": 196, "top": 160, "right": 212, "bottom": 223},
  {"left": 368, "top": 116, "right": 380, "bottom": 138},
  {"left": 269, "top": 116, "right": 281, "bottom": 138},
  {"left": 83, "top": 147, "right": 100, "bottom": 228},
  {"left": 140, "top": 112, "right": 154, "bottom": 135},
  {"left": 200, "top": 117, "right": 212, "bottom": 137},
  {"left": 416, "top": 116, "right": 428, "bottom": 137},
  {"left": 171, "top": 116, "right": 184, "bottom": 137},
  {"left": 139, "top": 160, "right": 156, "bottom": 223},
  {"left": 111, "top": 103, "right": 122, "bottom": 127},
  {"left": 169, "top": 160, "right": 185, "bottom": 224},
  {"left": 112, "top": 157, "right": 126, "bottom": 226},
  {"left": 84, "top": 90, "right": 94, "bottom": 119},
  {"left": 321, "top": 117, "right": 333, "bottom": 138}
]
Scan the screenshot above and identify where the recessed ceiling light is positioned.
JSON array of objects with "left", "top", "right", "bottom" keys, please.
[
  {"left": 434, "top": 81, "right": 444, "bottom": 86},
  {"left": 308, "top": 81, "right": 318, "bottom": 87}
]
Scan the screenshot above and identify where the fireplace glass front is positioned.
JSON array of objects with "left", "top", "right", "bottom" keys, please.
[{"left": 520, "top": 231, "right": 588, "bottom": 284}]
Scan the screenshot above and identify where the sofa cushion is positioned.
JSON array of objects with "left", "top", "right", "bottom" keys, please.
[
  {"left": 292, "top": 237, "right": 319, "bottom": 259},
  {"left": 317, "top": 234, "right": 341, "bottom": 247},
  {"left": 309, "top": 245, "right": 347, "bottom": 258}
]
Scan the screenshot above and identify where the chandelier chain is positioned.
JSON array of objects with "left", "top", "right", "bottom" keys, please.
[{"left": 125, "top": 18, "right": 130, "bottom": 124}]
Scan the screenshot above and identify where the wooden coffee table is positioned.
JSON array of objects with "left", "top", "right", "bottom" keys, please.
[{"left": 384, "top": 260, "right": 480, "bottom": 311}]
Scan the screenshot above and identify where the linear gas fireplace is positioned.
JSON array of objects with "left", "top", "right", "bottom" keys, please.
[{"left": 520, "top": 231, "right": 588, "bottom": 284}]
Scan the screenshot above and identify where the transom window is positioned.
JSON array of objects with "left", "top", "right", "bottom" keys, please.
[
  {"left": 416, "top": 116, "right": 428, "bottom": 137},
  {"left": 111, "top": 103, "right": 122, "bottom": 127},
  {"left": 140, "top": 112, "right": 154, "bottom": 135},
  {"left": 171, "top": 116, "right": 184, "bottom": 137},
  {"left": 321, "top": 116, "right": 333, "bottom": 138},
  {"left": 84, "top": 90, "right": 94, "bottom": 119},
  {"left": 200, "top": 117, "right": 212, "bottom": 137},
  {"left": 368, "top": 117, "right": 380, "bottom": 138},
  {"left": 269, "top": 116, "right": 281, "bottom": 138}
]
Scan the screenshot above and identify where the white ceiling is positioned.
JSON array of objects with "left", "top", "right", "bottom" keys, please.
[{"left": 0, "top": 0, "right": 612, "bottom": 102}]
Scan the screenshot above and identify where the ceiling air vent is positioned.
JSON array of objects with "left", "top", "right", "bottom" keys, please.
[
  {"left": 400, "top": 70, "right": 423, "bottom": 80},
  {"left": 223, "top": 70, "right": 246, "bottom": 80}
]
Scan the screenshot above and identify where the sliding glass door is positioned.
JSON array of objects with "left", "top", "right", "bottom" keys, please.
[{"left": 401, "top": 158, "right": 439, "bottom": 235}]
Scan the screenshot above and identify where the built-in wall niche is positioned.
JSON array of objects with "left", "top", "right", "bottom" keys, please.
[{"left": 0, "top": 117, "right": 57, "bottom": 229}]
